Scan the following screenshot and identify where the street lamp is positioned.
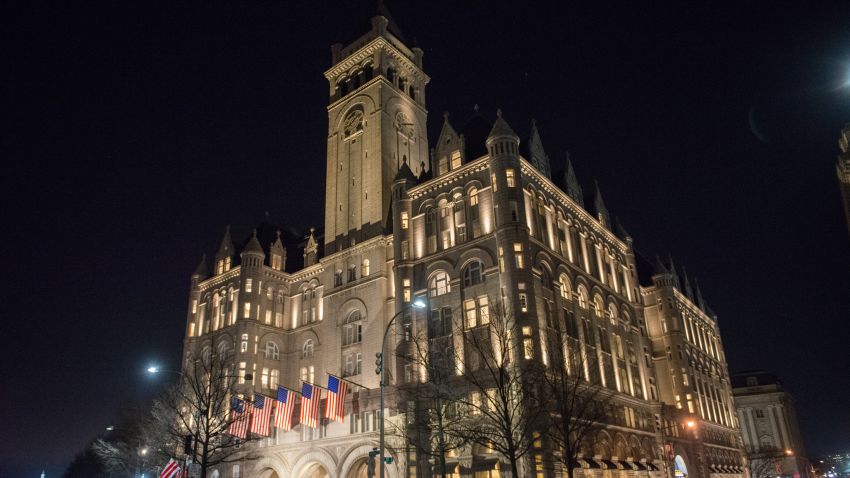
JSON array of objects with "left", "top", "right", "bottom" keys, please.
[{"left": 377, "top": 298, "right": 427, "bottom": 478}]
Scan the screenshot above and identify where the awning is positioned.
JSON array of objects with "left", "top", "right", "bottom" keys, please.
[
  {"left": 579, "top": 459, "right": 601, "bottom": 469},
  {"left": 631, "top": 462, "right": 647, "bottom": 471},
  {"left": 647, "top": 462, "right": 661, "bottom": 471},
  {"left": 601, "top": 460, "right": 618, "bottom": 469},
  {"left": 708, "top": 465, "right": 721, "bottom": 474}
]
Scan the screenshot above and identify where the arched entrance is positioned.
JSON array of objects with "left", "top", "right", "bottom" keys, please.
[
  {"left": 258, "top": 470, "right": 280, "bottom": 478},
  {"left": 302, "top": 463, "right": 330, "bottom": 478},
  {"left": 674, "top": 455, "right": 689, "bottom": 478},
  {"left": 346, "top": 458, "right": 368, "bottom": 478}
]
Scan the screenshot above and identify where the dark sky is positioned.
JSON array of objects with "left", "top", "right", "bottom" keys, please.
[{"left": 5, "top": 1, "right": 849, "bottom": 476}]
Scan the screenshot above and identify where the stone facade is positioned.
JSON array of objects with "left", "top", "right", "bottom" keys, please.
[
  {"left": 180, "top": 10, "right": 747, "bottom": 478},
  {"left": 732, "top": 372, "right": 812, "bottom": 478}
]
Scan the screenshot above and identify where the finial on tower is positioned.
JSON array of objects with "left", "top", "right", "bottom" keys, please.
[{"left": 496, "top": 108, "right": 502, "bottom": 118}]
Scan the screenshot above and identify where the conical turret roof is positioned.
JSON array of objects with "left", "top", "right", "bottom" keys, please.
[
  {"left": 487, "top": 109, "right": 519, "bottom": 141},
  {"left": 243, "top": 229, "right": 264, "bottom": 255},
  {"left": 563, "top": 152, "right": 583, "bottom": 206},
  {"left": 215, "top": 226, "right": 234, "bottom": 260},
  {"left": 192, "top": 254, "right": 209, "bottom": 278}
]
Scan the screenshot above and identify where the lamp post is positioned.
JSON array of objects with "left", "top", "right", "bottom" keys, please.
[
  {"left": 658, "top": 416, "right": 698, "bottom": 478},
  {"left": 376, "top": 298, "right": 427, "bottom": 478}
]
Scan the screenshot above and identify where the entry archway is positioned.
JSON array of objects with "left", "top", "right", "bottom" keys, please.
[
  {"left": 302, "top": 463, "right": 330, "bottom": 478},
  {"left": 346, "top": 458, "right": 368, "bottom": 478}
]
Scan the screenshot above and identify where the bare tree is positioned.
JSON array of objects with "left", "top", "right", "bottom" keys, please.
[
  {"left": 390, "top": 312, "right": 470, "bottom": 478},
  {"left": 448, "top": 299, "right": 547, "bottom": 478},
  {"left": 746, "top": 447, "right": 782, "bottom": 478},
  {"left": 146, "top": 336, "right": 260, "bottom": 478},
  {"left": 541, "top": 331, "right": 613, "bottom": 478}
]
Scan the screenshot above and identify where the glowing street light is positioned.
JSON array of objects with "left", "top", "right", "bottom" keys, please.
[
  {"left": 785, "top": 449, "right": 794, "bottom": 456},
  {"left": 146, "top": 366, "right": 159, "bottom": 374},
  {"left": 686, "top": 420, "right": 696, "bottom": 429}
]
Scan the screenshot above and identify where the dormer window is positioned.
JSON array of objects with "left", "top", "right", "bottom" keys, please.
[
  {"left": 271, "top": 253, "right": 282, "bottom": 271},
  {"left": 450, "top": 150, "right": 461, "bottom": 169}
]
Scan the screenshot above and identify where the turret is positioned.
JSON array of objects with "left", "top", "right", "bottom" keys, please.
[
  {"left": 433, "top": 112, "right": 464, "bottom": 176},
  {"left": 524, "top": 119, "right": 552, "bottom": 178},
  {"left": 240, "top": 229, "right": 265, "bottom": 270},
  {"left": 682, "top": 266, "right": 694, "bottom": 300},
  {"left": 191, "top": 254, "right": 208, "bottom": 287},
  {"left": 214, "top": 226, "right": 234, "bottom": 275},
  {"left": 593, "top": 180, "right": 610, "bottom": 229},
  {"left": 563, "top": 152, "right": 584, "bottom": 207},
  {"left": 486, "top": 109, "right": 524, "bottom": 228},
  {"left": 304, "top": 228, "right": 318, "bottom": 267},
  {"left": 270, "top": 230, "right": 286, "bottom": 271}
]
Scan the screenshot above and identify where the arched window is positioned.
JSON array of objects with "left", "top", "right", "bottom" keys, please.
[
  {"left": 540, "top": 268, "right": 551, "bottom": 288},
  {"left": 265, "top": 341, "right": 279, "bottom": 360},
  {"left": 559, "top": 274, "right": 572, "bottom": 300},
  {"left": 577, "top": 286, "right": 589, "bottom": 309},
  {"left": 593, "top": 295, "right": 604, "bottom": 317},
  {"left": 608, "top": 303, "right": 618, "bottom": 325},
  {"left": 343, "top": 310, "right": 363, "bottom": 346},
  {"left": 302, "top": 339, "right": 314, "bottom": 359},
  {"left": 462, "top": 260, "right": 485, "bottom": 287},
  {"left": 386, "top": 67, "right": 396, "bottom": 84},
  {"left": 429, "top": 271, "right": 451, "bottom": 297}
]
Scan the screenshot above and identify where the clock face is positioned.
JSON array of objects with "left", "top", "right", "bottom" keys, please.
[
  {"left": 343, "top": 109, "right": 364, "bottom": 138},
  {"left": 395, "top": 111, "right": 414, "bottom": 139}
]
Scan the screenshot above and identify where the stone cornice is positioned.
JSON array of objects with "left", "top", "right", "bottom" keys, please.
[
  {"left": 407, "top": 156, "right": 490, "bottom": 200},
  {"left": 324, "top": 37, "right": 430, "bottom": 85},
  {"left": 198, "top": 267, "right": 241, "bottom": 290},
  {"left": 521, "top": 159, "right": 629, "bottom": 254},
  {"left": 320, "top": 235, "right": 391, "bottom": 264}
]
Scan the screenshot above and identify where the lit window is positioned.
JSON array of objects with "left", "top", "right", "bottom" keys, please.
[
  {"left": 513, "top": 243, "right": 524, "bottom": 269},
  {"left": 499, "top": 246, "right": 505, "bottom": 271},
  {"left": 429, "top": 271, "right": 451, "bottom": 297},
  {"left": 300, "top": 366, "right": 308, "bottom": 382},
  {"left": 271, "top": 254, "right": 282, "bottom": 270},
  {"left": 243, "top": 302, "right": 251, "bottom": 319},
  {"left": 519, "top": 293, "right": 528, "bottom": 312},
  {"left": 362, "top": 259, "right": 370, "bottom": 276},
  {"left": 303, "top": 339, "right": 314, "bottom": 358},
  {"left": 238, "top": 362, "right": 247, "bottom": 384},
  {"left": 464, "top": 299, "right": 477, "bottom": 328},
  {"left": 469, "top": 188, "right": 479, "bottom": 206},
  {"left": 401, "top": 211, "right": 409, "bottom": 229},
  {"left": 506, "top": 168, "right": 515, "bottom": 187},
  {"left": 265, "top": 341, "right": 279, "bottom": 360},
  {"left": 224, "top": 257, "right": 231, "bottom": 271},
  {"left": 450, "top": 150, "right": 461, "bottom": 169},
  {"left": 233, "top": 465, "right": 240, "bottom": 478},
  {"left": 470, "top": 391, "right": 481, "bottom": 414},
  {"left": 245, "top": 279, "right": 252, "bottom": 293},
  {"left": 240, "top": 334, "right": 248, "bottom": 353},
  {"left": 343, "top": 310, "right": 363, "bottom": 346},
  {"left": 264, "top": 310, "right": 271, "bottom": 324},
  {"left": 522, "top": 326, "right": 533, "bottom": 359},
  {"left": 438, "top": 157, "right": 448, "bottom": 175},
  {"left": 261, "top": 367, "right": 269, "bottom": 387},
  {"left": 491, "top": 173, "right": 498, "bottom": 192},
  {"left": 478, "top": 296, "right": 489, "bottom": 325},
  {"left": 402, "top": 278, "right": 411, "bottom": 302},
  {"left": 270, "top": 369, "right": 279, "bottom": 389}
]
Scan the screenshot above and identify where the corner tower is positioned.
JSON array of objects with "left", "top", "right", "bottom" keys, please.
[{"left": 323, "top": 12, "right": 430, "bottom": 253}]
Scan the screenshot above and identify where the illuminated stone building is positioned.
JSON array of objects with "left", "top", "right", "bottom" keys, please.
[
  {"left": 837, "top": 124, "right": 850, "bottom": 238},
  {"left": 181, "top": 9, "right": 747, "bottom": 478},
  {"left": 732, "top": 372, "right": 812, "bottom": 478}
]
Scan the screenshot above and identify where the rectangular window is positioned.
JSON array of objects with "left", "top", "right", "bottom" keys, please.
[
  {"left": 401, "top": 211, "right": 409, "bottom": 229},
  {"left": 334, "top": 272, "right": 342, "bottom": 286},
  {"left": 491, "top": 173, "right": 498, "bottom": 192},
  {"left": 478, "top": 296, "right": 489, "bottom": 324},
  {"left": 522, "top": 326, "right": 533, "bottom": 359},
  {"left": 402, "top": 278, "right": 411, "bottom": 302},
  {"left": 270, "top": 369, "right": 279, "bottom": 389},
  {"left": 261, "top": 367, "right": 269, "bottom": 388},
  {"left": 438, "top": 157, "right": 448, "bottom": 175},
  {"left": 355, "top": 352, "right": 362, "bottom": 375},
  {"left": 509, "top": 201, "right": 518, "bottom": 222},
  {"left": 233, "top": 465, "right": 240, "bottom": 478},
  {"left": 245, "top": 278, "right": 252, "bottom": 293},
  {"left": 264, "top": 310, "right": 272, "bottom": 324},
  {"left": 506, "top": 168, "right": 515, "bottom": 187},
  {"left": 519, "top": 293, "right": 528, "bottom": 312},
  {"left": 513, "top": 243, "right": 523, "bottom": 269},
  {"left": 464, "top": 299, "right": 477, "bottom": 328},
  {"left": 451, "top": 150, "right": 462, "bottom": 169},
  {"left": 238, "top": 362, "right": 246, "bottom": 384},
  {"left": 348, "top": 267, "right": 356, "bottom": 282},
  {"left": 498, "top": 246, "right": 505, "bottom": 272},
  {"left": 243, "top": 302, "right": 251, "bottom": 319}
]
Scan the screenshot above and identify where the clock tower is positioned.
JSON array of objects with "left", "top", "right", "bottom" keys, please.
[{"left": 323, "top": 12, "right": 429, "bottom": 252}]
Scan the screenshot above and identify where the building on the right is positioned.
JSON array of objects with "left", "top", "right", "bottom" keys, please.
[
  {"left": 837, "top": 124, "right": 850, "bottom": 239},
  {"left": 732, "top": 371, "right": 813, "bottom": 478}
]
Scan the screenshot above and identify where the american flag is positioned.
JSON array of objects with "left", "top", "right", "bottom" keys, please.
[
  {"left": 249, "top": 395, "right": 272, "bottom": 436},
  {"left": 325, "top": 375, "right": 348, "bottom": 422},
  {"left": 159, "top": 458, "right": 182, "bottom": 478},
  {"left": 274, "top": 387, "right": 296, "bottom": 431},
  {"left": 227, "top": 397, "right": 249, "bottom": 439},
  {"left": 299, "top": 382, "right": 321, "bottom": 428}
]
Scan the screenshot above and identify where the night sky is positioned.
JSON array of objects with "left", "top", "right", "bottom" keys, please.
[{"left": 5, "top": 2, "right": 849, "bottom": 476}]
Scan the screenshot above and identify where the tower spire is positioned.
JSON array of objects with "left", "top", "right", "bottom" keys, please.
[
  {"left": 524, "top": 118, "right": 552, "bottom": 178},
  {"left": 593, "top": 180, "right": 610, "bottom": 228},
  {"left": 563, "top": 152, "right": 584, "bottom": 207}
]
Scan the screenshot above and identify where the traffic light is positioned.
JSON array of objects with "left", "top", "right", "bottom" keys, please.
[
  {"left": 375, "top": 352, "right": 383, "bottom": 374},
  {"left": 183, "top": 434, "right": 193, "bottom": 455}
]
